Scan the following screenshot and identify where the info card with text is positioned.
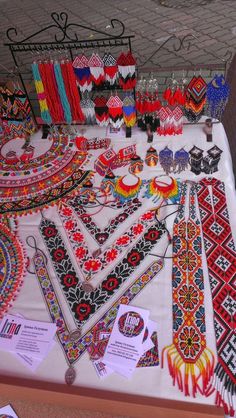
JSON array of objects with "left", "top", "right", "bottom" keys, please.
[
  {"left": 0, "top": 314, "right": 57, "bottom": 359},
  {"left": 103, "top": 304, "right": 149, "bottom": 372}
]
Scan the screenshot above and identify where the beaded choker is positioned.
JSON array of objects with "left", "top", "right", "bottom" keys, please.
[
  {"left": 144, "top": 177, "right": 180, "bottom": 203},
  {"left": 114, "top": 175, "right": 142, "bottom": 202}
]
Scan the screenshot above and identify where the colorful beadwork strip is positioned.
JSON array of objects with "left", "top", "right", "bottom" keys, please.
[
  {"left": 0, "top": 165, "right": 92, "bottom": 217},
  {"left": 0, "top": 135, "right": 69, "bottom": 174},
  {"left": 197, "top": 178, "right": 236, "bottom": 416},
  {"left": 0, "top": 223, "right": 25, "bottom": 318},
  {"left": 40, "top": 215, "right": 166, "bottom": 327},
  {"left": 162, "top": 182, "right": 215, "bottom": 398}
]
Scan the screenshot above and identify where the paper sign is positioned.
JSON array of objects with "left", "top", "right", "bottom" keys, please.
[
  {"left": 0, "top": 315, "right": 57, "bottom": 359},
  {"left": 103, "top": 304, "right": 149, "bottom": 373}
]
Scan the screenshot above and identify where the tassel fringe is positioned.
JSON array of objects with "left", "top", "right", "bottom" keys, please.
[
  {"left": 206, "top": 362, "right": 236, "bottom": 417},
  {"left": 162, "top": 344, "right": 215, "bottom": 398}
]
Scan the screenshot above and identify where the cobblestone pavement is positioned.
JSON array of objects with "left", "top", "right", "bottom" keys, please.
[{"left": 0, "top": 0, "right": 236, "bottom": 74}]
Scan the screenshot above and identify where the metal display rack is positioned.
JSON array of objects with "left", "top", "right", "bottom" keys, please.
[
  {"left": 3, "top": 11, "right": 234, "bottom": 127},
  {"left": 4, "top": 12, "right": 135, "bottom": 124}
]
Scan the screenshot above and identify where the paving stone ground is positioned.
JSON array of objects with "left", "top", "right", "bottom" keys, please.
[{"left": 0, "top": 0, "right": 236, "bottom": 73}]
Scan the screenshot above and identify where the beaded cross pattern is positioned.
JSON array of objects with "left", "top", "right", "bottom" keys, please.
[
  {"left": 196, "top": 178, "right": 236, "bottom": 416},
  {"left": 162, "top": 182, "right": 215, "bottom": 398}
]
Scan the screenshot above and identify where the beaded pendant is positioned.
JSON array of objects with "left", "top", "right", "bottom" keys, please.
[{"left": 145, "top": 146, "right": 158, "bottom": 167}]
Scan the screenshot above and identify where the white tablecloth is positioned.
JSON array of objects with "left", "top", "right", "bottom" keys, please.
[{"left": 1, "top": 117, "right": 235, "bottom": 409}]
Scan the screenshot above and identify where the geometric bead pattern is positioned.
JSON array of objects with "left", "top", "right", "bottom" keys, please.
[{"left": 196, "top": 177, "right": 236, "bottom": 415}]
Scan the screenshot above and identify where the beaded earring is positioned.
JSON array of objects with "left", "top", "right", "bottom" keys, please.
[
  {"left": 184, "top": 75, "right": 207, "bottom": 122},
  {"left": 88, "top": 53, "right": 105, "bottom": 86},
  {"left": 103, "top": 53, "right": 118, "bottom": 86},
  {"left": 173, "top": 148, "right": 189, "bottom": 173},
  {"left": 129, "top": 154, "right": 143, "bottom": 174},
  {"left": 123, "top": 95, "right": 136, "bottom": 127},
  {"left": 100, "top": 169, "right": 116, "bottom": 195},
  {"left": 206, "top": 74, "right": 230, "bottom": 120},
  {"left": 202, "top": 145, "right": 223, "bottom": 174},
  {"left": 189, "top": 145, "right": 204, "bottom": 175},
  {"left": 72, "top": 54, "right": 92, "bottom": 92},
  {"left": 94, "top": 96, "right": 109, "bottom": 127},
  {"left": 159, "top": 146, "right": 174, "bottom": 175},
  {"left": 107, "top": 95, "right": 123, "bottom": 129},
  {"left": 80, "top": 95, "right": 96, "bottom": 125},
  {"left": 145, "top": 146, "right": 158, "bottom": 167}
]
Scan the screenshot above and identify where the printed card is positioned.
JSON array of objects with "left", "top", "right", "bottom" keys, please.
[
  {"left": 103, "top": 304, "right": 149, "bottom": 372},
  {"left": 0, "top": 315, "right": 57, "bottom": 359}
]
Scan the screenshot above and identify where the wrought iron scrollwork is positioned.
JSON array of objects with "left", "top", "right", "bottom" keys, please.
[
  {"left": 6, "top": 12, "right": 125, "bottom": 44},
  {"left": 138, "top": 34, "right": 194, "bottom": 68}
]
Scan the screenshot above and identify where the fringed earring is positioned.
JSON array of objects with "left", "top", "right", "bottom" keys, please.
[
  {"left": 172, "top": 106, "right": 183, "bottom": 135},
  {"left": 107, "top": 95, "right": 123, "bottom": 129},
  {"left": 88, "top": 53, "right": 105, "bottom": 86},
  {"left": 73, "top": 54, "right": 92, "bottom": 92},
  {"left": 184, "top": 75, "right": 207, "bottom": 122},
  {"left": 145, "top": 146, "right": 158, "bottom": 167},
  {"left": 117, "top": 51, "right": 136, "bottom": 90},
  {"left": 206, "top": 74, "right": 230, "bottom": 120},
  {"left": 103, "top": 53, "right": 118, "bottom": 86},
  {"left": 174, "top": 148, "right": 189, "bottom": 173},
  {"left": 94, "top": 96, "right": 109, "bottom": 127},
  {"left": 80, "top": 95, "right": 96, "bottom": 125},
  {"left": 159, "top": 146, "right": 174, "bottom": 175},
  {"left": 123, "top": 95, "right": 136, "bottom": 127}
]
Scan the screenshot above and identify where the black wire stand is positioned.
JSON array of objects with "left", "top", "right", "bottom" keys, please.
[
  {"left": 4, "top": 12, "right": 135, "bottom": 125},
  {"left": 4, "top": 11, "right": 234, "bottom": 128}
]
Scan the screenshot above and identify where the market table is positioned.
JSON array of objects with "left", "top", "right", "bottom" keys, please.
[{"left": 0, "top": 118, "right": 235, "bottom": 418}]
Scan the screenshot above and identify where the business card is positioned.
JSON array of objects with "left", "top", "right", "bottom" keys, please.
[
  {"left": 0, "top": 315, "right": 57, "bottom": 359},
  {"left": 103, "top": 304, "right": 149, "bottom": 372}
]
